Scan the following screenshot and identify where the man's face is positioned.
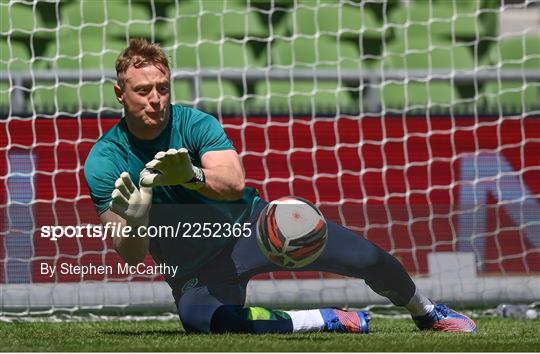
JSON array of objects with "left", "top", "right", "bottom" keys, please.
[{"left": 115, "top": 63, "right": 171, "bottom": 130}]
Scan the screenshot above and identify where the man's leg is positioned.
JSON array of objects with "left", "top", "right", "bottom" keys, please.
[
  {"left": 230, "top": 199, "right": 474, "bottom": 333},
  {"left": 308, "top": 220, "right": 417, "bottom": 306},
  {"left": 179, "top": 281, "right": 367, "bottom": 334},
  {"left": 226, "top": 219, "right": 410, "bottom": 334},
  {"left": 177, "top": 280, "right": 294, "bottom": 334},
  {"left": 172, "top": 237, "right": 295, "bottom": 334},
  {"left": 233, "top": 201, "right": 418, "bottom": 307},
  {"left": 308, "top": 217, "right": 475, "bottom": 332},
  {"left": 174, "top": 225, "right": 367, "bottom": 333},
  {"left": 178, "top": 200, "right": 474, "bottom": 333},
  {"left": 197, "top": 201, "right": 378, "bottom": 334},
  {"left": 175, "top": 267, "right": 340, "bottom": 334}
]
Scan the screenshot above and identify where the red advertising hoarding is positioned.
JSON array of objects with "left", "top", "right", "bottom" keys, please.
[{"left": 1, "top": 114, "right": 539, "bottom": 283}]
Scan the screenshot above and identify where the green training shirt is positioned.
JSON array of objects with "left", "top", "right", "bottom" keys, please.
[{"left": 84, "top": 104, "right": 259, "bottom": 281}]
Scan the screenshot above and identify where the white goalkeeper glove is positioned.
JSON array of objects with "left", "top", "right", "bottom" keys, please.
[
  {"left": 109, "top": 171, "right": 153, "bottom": 226},
  {"left": 139, "top": 148, "right": 206, "bottom": 190}
]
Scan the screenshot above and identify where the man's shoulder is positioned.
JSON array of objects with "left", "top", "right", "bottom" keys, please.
[
  {"left": 85, "top": 120, "right": 128, "bottom": 168},
  {"left": 172, "top": 103, "right": 215, "bottom": 123}
]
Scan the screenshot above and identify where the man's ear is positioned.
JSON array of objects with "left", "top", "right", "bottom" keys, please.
[{"left": 114, "top": 83, "right": 123, "bottom": 104}]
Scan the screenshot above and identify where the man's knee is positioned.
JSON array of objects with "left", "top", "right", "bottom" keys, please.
[
  {"left": 362, "top": 242, "right": 390, "bottom": 270},
  {"left": 178, "top": 302, "right": 244, "bottom": 334},
  {"left": 176, "top": 281, "right": 246, "bottom": 333},
  {"left": 178, "top": 297, "right": 220, "bottom": 333},
  {"left": 323, "top": 220, "right": 388, "bottom": 271}
]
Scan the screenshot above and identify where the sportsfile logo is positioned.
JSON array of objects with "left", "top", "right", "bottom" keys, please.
[
  {"left": 40, "top": 222, "right": 130, "bottom": 241},
  {"left": 40, "top": 222, "right": 253, "bottom": 241}
]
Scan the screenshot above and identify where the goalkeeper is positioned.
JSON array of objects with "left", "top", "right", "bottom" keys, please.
[{"left": 84, "top": 39, "right": 476, "bottom": 334}]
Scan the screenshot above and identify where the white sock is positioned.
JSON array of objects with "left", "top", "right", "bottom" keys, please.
[
  {"left": 285, "top": 309, "right": 325, "bottom": 333},
  {"left": 405, "top": 289, "right": 434, "bottom": 316}
]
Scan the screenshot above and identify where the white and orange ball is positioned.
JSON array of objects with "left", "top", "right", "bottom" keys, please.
[{"left": 256, "top": 196, "right": 328, "bottom": 268}]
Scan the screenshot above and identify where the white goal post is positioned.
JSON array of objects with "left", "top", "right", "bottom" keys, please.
[{"left": 1, "top": 0, "right": 539, "bottom": 315}]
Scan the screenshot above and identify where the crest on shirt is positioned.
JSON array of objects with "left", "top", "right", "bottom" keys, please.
[{"left": 181, "top": 277, "right": 199, "bottom": 293}]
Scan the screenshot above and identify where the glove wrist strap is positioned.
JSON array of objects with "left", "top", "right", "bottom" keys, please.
[{"left": 184, "top": 166, "right": 205, "bottom": 190}]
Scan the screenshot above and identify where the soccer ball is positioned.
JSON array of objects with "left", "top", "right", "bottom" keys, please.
[{"left": 256, "top": 196, "right": 328, "bottom": 268}]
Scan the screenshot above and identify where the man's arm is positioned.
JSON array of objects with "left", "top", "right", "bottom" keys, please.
[
  {"left": 141, "top": 148, "right": 245, "bottom": 201},
  {"left": 103, "top": 172, "right": 153, "bottom": 265},
  {"left": 100, "top": 210, "right": 149, "bottom": 265},
  {"left": 197, "top": 149, "right": 245, "bottom": 200}
]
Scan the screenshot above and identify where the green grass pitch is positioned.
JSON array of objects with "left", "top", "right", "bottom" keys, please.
[{"left": 1, "top": 317, "right": 538, "bottom": 352}]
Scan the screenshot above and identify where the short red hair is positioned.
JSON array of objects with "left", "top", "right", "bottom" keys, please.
[{"left": 116, "top": 38, "right": 170, "bottom": 88}]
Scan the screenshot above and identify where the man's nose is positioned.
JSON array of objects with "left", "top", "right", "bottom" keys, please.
[{"left": 148, "top": 88, "right": 160, "bottom": 105}]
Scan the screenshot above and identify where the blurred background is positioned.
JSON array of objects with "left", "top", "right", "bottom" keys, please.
[
  {"left": 0, "top": 0, "right": 539, "bottom": 315},
  {"left": 1, "top": 0, "right": 539, "bottom": 115}
]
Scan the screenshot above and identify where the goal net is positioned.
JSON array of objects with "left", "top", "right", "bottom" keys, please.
[{"left": 1, "top": 0, "right": 539, "bottom": 316}]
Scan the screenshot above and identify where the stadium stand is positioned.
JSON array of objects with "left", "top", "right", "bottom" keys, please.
[
  {"left": 0, "top": 40, "right": 29, "bottom": 109},
  {"left": 169, "top": 40, "right": 265, "bottom": 111},
  {"left": 161, "top": 1, "right": 269, "bottom": 44},
  {"left": 381, "top": 36, "right": 476, "bottom": 109},
  {"left": 31, "top": 31, "right": 126, "bottom": 112},
  {"left": 388, "top": 2, "right": 488, "bottom": 40},
  {"left": 253, "top": 36, "right": 359, "bottom": 113},
  {"left": 61, "top": 1, "right": 155, "bottom": 41},
  {"left": 0, "top": 0, "right": 538, "bottom": 115},
  {"left": 283, "top": 3, "right": 389, "bottom": 65},
  {"left": 0, "top": 2, "right": 54, "bottom": 58},
  {"left": 484, "top": 35, "right": 540, "bottom": 111}
]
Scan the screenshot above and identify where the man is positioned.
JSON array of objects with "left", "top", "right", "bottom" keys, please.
[{"left": 84, "top": 38, "right": 476, "bottom": 334}]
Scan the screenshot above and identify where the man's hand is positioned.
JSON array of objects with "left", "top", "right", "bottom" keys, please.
[
  {"left": 110, "top": 172, "right": 153, "bottom": 225},
  {"left": 140, "top": 148, "right": 205, "bottom": 190}
]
